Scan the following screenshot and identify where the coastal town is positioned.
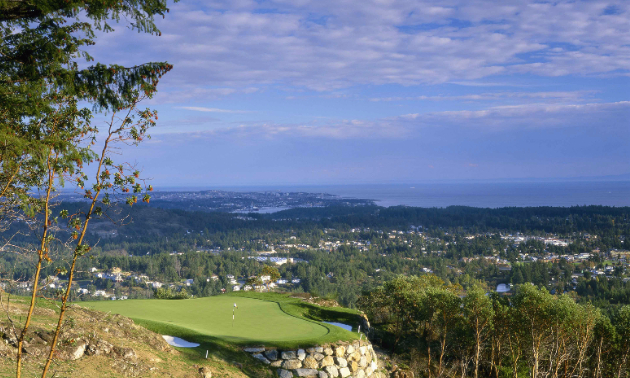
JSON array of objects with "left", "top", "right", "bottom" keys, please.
[{"left": 4, "top": 223, "right": 627, "bottom": 303}]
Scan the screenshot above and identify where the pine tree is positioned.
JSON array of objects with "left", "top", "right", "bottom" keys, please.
[
  {"left": 0, "top": 0, "right": 174, "bottom": 217},
  {"left": 1, "top": 2, "right": 176, "bottom": 377}
]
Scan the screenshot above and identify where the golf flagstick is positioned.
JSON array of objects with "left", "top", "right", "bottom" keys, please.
[{"left": 232, "top": 303, "right": 237, "bottom": 328}]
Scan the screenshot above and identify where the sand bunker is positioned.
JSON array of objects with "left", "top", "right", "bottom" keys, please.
[{"left": 162, "top": 335, "right": 200, "bottom": 348}]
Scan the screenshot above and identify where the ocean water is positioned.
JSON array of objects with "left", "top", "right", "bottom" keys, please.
[{"left": 217, "top": 181, "right": 630, "bottom": 208}]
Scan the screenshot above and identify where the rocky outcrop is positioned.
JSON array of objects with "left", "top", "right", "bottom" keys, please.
[
  {"left": 278, "top": 369, "right": 294, "bottom": 378},
  {"left": 198, "top": 366, "right": 213, "bottom": 377},
  {"left": 0, "top": 309, "right": 175, "bottom": 377},
  {"left": 243, "top": 340, "right": 381, "bottom": 378}
]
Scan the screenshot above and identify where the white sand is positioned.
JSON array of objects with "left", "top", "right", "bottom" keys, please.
[
  {"left": 162, "top": 335, "right": 200, "bottom": 348},
  {"left": 323, "top": 321, "right": 353, "bottom": 331}
]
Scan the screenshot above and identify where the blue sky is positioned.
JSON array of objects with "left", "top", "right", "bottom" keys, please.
[{"left": 87, "top": 0, "right": 629, "bottom": 186}]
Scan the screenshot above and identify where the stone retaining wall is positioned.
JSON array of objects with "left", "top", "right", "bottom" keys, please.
[{"left": 244, "top": 340, "right": 382, "bottom": 378}]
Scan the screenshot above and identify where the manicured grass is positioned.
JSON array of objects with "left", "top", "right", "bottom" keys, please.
[{"left": 82, "top": 293, "right": 360, "bottom": 348}]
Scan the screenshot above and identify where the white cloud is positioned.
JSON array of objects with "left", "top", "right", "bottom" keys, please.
[
  {"left": 177, "top": 107, "right": 249, "bottom": 113},
  {"left": 166, "top": 100, "right": 629, "bottom": 140},
  {"left": 368, "top": 90, "right": 599, "bottom": 103},
  {"left": 86, "top": 0, "right": 630, "bottom": 94}
]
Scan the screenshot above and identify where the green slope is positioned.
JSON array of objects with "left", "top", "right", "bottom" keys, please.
[{"left": 83, "top": 294, "right": 359, "bottom": 348}]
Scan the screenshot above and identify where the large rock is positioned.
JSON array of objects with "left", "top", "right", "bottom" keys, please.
[
  {"left": 278, "top": 369, "right": 294, "bottom": 378},
  {"left": 359, "top": 356, "right": 368, "bottom": 368},
  {"left": 23, "top": 345, "right": 46, "bottom": 357},
  {"left": 86, "top": 340, "right": 113, "bottom": 356},
  {"left": 282, "top": 359, "right": 302, "bottom": 369},
  {"left": 324, "top": 347, "right": 334, "bottom": 356},
  {"left": 324, "top": 365, "right": 339, "bottom": 378},
  {"left": 318, "top": 371, "right": 328, "bottom": 378},
  {"left": 271, "top": 360, "right": 283, "bottom": 367},
  {"left": 349, "top": 361, "right": 359, "bottom": 372},
  {"left": 36, "top": 330, "right": 54, "bottom": 343},
  {"left": 253, "top": 353, "right": 271, "bottom": 364},
  {"left": 313, "top": 353, "right": 325, "bottom": 361},
  {"left": 298, "top": 349, "right": 306, "bottom": 361},
  {"left": 295, "top": 368, "right": 318, "bottom": 377},
  {"left": 359, "top": 346, "right": 367, "bottom": 355},
  {"left": 346, "top": 345, "right": 355, "bottom": 355},
  {"left": 266, "top": 349, "right": 279, "bottom": 361},
  {"left": 320, "top": 355, "right": 335, "bottom": 367},
  {"left": 339, "top": 367, "right": 351, "bottom": 378},
  {"left": 199, "top": 367, "right": 213, "bottom": 378},
  {"left": 335, "top": 357, "right": 348, "bottom": 368},
  {"left": 303, "top": 356, "right": 319, "bottom": 369},
  {"left": 65, "top": 342, "right": 87, "bottom": 361},
  {"left": 348, "top": 351, "right": 361, "bottom": 362},
  {"left": 244, "top": 347, "right": 266, "bottom": 353},
  {"left": 115, "top": 346, "right": 136, "bottom": 360},
  {"left": 355, "top": 369, "right": 366, "bottom": 378},
  {"left": 334, "top": 346, "right": 346, "bottom": 357},
  {"left": 282, "top": 351, "right": 298, "bottom": 360},
  {"left": 365, "top": 366, "right": 374, "bottom": 376}
]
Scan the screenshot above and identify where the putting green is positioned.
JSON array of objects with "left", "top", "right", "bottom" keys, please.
[{"left": 84, "top": 296, "right": 330, "bottom": 344}]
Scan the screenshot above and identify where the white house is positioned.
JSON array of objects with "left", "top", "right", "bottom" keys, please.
[
  {"left": 232, "top": 285, "right": 241, "bottom": 291},
  {"left": 184, "top": 279, "right": 194, "bottom": 286}
]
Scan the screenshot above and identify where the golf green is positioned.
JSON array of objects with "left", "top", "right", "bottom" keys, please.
[{"left": 84, "top": 296, "right": 330, "bottom": 344}]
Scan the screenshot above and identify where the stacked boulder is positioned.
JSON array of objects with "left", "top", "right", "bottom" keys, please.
[{"left": 244, "top": 341, "right": 380, "bottom": 378}]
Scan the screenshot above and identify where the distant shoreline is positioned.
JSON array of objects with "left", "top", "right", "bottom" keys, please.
[
  {"left": 142, "top": 181, "right": 630, "bottom": 209},
  {"left": 57, "top": 181, "right": 630, "bottom": 209}
]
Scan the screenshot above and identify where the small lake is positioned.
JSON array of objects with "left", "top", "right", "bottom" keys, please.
[
  {"left": 162, "top": 335, "right": 200, "bottom": 348},
  {"left": 323, "top": 321, "right": 353, "bottom": 332}
]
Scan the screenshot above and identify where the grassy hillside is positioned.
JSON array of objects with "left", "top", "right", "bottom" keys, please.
[
  {"left": 0, "top": 295, "right": 266, "bottom": 378},
  {"left": 84, "top": 293, "right": 361, "bottom": 349},
  {"left": 0, "top": 293, "right": 363, "bottom": 377}
]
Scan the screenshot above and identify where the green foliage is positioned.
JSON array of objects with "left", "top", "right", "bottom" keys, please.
[
  {"left": 361, "top": 275, "right": 630, "bottom": 378},
  {"left": 154, "top": 286, "right": 190, "bottom": 299},
  {"left": 0, "top": 0, "right": 174, "bottom": 227}
]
